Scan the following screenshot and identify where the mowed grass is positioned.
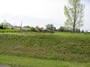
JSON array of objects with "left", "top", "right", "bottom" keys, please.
[
  {"left": 0, "top": 55, "right": 90, "bottom": 67},
  {"left": 0, "top": 32, "right": 90, "bottom": 66}
]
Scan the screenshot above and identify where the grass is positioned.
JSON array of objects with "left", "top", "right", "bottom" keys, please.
[
  {"left": 0, "top": 55, "right": 90, "bottom": 67},
  {"left": 0, "top": 32, "right": 90, "bottom": 66}
]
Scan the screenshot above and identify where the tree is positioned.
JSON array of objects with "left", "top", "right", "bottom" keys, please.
[
  {"left": 46, "top": 24, "right": 54, "bottom": 33},
  {"left": 58, "top": 26, "right": 65, "bottom": 32},
  {"left": 0, "top": 20, "right": 12, "bottom": 29},
  {"left": 64, "top": 0, "right": 85, "bottom": 33}
]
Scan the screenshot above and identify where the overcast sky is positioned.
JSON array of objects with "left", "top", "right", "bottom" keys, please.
[{"left": 0, "top": 0, "right": 90, "bottom": 31}]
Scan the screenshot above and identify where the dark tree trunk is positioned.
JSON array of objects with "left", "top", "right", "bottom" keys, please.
[
  {"left": 73, "top": 25, "right": 75, "bottom": 33},
  {"left": 73, "top": 2, "right": 76, "bottom": 33}
]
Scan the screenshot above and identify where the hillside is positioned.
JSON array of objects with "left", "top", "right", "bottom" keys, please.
[{"left": 0, "top": 32, "right": 90, "bottom": 63}]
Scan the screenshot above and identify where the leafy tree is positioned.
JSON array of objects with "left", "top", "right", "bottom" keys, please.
[
  {"left": 0, "top": 20, "right": 12, "bottom": 29},
  {"left": 46, "top": 24, "right": 54, "bottom": 33},
  {"left": 58, "top": 26, "right": 65, "bottom": 32},
  {"left": 64, "top": 0, "right": 85, "bottom": 33}
]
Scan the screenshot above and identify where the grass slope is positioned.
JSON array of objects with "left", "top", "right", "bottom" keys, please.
[{"left": 0, "top": 32, "right": 90, "bottom": 63}]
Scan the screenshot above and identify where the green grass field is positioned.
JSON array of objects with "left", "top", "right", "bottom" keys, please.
[
  {"left": 0, "top": 32, "right": 90, "bottom": 67},
  {"left": 0, "top": 55, "right": 90, "bottom": 67}
]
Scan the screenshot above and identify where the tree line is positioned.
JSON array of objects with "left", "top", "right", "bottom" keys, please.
[{"left": 0, "top": 20, "right": 85, "bottom": 33}]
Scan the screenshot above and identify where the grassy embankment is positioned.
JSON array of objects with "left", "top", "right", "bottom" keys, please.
[{"left": 0, "top": 32, "right": 90, "bottom": 66}]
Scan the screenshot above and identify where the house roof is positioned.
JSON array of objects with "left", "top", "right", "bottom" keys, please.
[{"left": 13, "top": 27, "right": 30, "bottom": 30}]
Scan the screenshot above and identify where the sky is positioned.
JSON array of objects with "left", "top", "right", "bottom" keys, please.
[{"left": 0, "top": 0, "right": 90, "bottom": 31}]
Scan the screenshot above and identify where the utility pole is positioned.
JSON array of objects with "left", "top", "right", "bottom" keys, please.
[{"left": 20, "top": 21, "right": 22, "bottom": 30}]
